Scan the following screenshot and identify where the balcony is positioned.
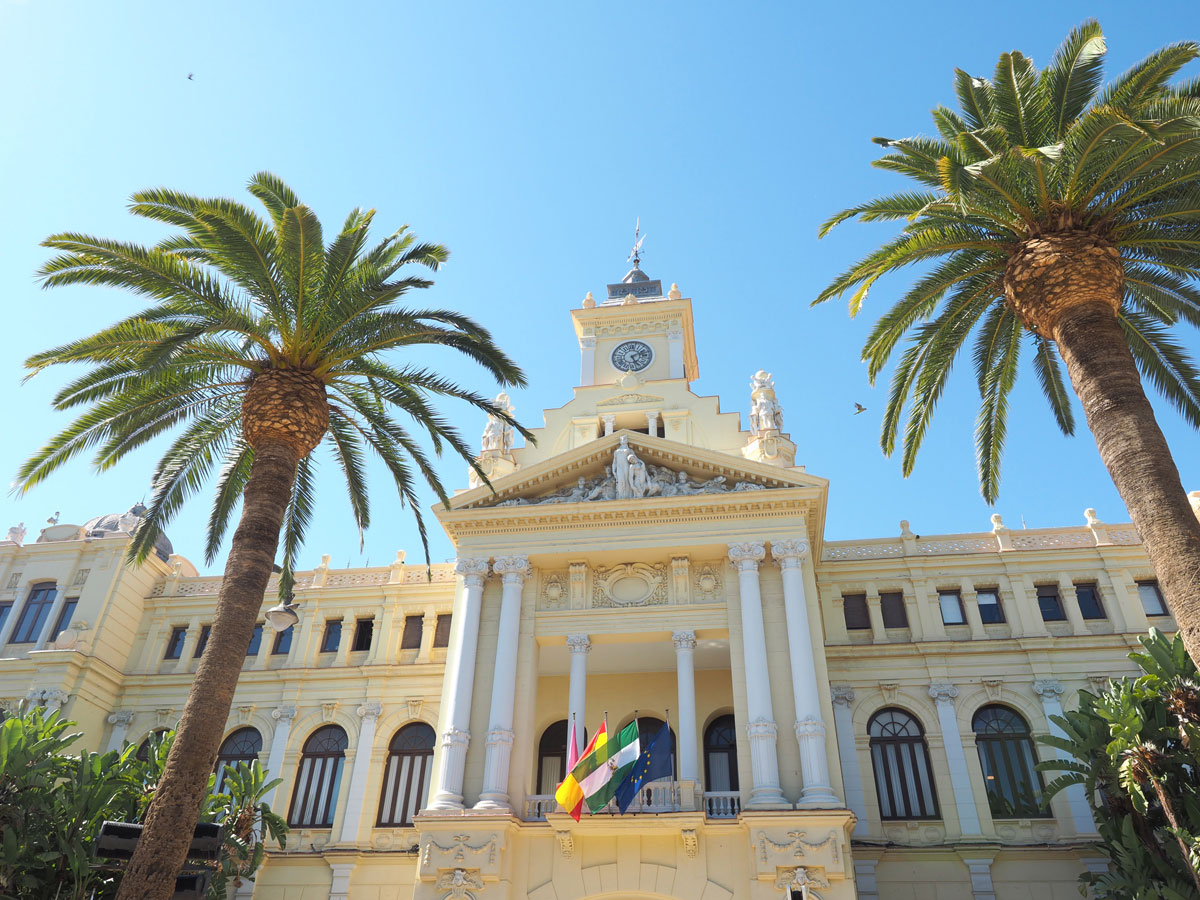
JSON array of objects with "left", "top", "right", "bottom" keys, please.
[{"left": 524, "top": 783, "right": 741, "bottom": 821}]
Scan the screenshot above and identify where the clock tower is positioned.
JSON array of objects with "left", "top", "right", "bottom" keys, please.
[{"left": 571, "top": 260, "right": 699, "bottom": 388}]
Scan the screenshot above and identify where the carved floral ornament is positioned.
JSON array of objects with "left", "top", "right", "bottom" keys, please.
[{"left": 592, "top": 562, "right": 668, "bottom": 608}]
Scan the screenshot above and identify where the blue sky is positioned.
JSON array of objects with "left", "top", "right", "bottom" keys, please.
[{"left": 2, "top": 1, "right": 1197, "bottom": 574}]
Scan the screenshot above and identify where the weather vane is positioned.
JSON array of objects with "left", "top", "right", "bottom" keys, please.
[{"left": 627, "top": 218, "right": 646, "bottom": 267}]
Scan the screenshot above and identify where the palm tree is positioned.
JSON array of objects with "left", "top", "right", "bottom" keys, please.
[
  {"left": 14, "top": 173, "right": 528, "bottom": 900},
  {"left": 817, "top": 22, "right": 1200, "bottom": 663}
]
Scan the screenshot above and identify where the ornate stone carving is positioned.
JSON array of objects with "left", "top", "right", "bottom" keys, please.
[
  {"left": 155, "top": 707, "right": 177, "bottom": 727},
  {"left": 442, "top": 727, "right": 471, "bottom": 749},
  {"left": 681, "top": 828, "right": 698, "bottom": 859},
  {"left": 771, "top": 539, "right": 810, "bottom": 567},
  {"left": 878, "top": 683, "right": 899, "bottom": 703},
  {"left": 321, "top": 702, "right": 339, "bottom": 722},
  {"left": 591, "top": 563, "right": 668, "bottom": 608},
  {"left": 272, "top": 704, "right": 297, "bottom": 722},
  {"left": 747, "top": 719, "right": 778, "bottom": 740},
  {"left": 756, "top": 830, "right": 837, "bottom": 862},
  {"left": 1032, "top": 678, "right": 1065, "bottom": 700},
  {"left": 794, "top": 718, "right": 826, "bottom": 737},
  {"left": 436, "top": 867, "right": 483, "bottom": 900},
  {"left": 485, "top": 728, "right": 514, "bottom": 748},
  {"left": 454, "top": 558, "right": 490, "bottom": 583},
  {"left": 775, "top": 866, "right": 830, "bottom": 896},
  {"left": 408, "top": 698, "right": 423, "bottom": 719},
  {"left": 749, "top": 370, "right": 785, "bottom": 436},
  {"left": 596, "top": 392, "right": 665, "bottom": 407},
  {"left": 480, "top": 392, "right": 515, "bottom": 455},
  {"left": 236, "top": 704, "right": 255, "bottom": 724},
  {"left": 357, "top": 701, "right": 382, "bottom": 721},
  {"left": 672, "top": 629, "right": 697, "bottom": 651},
  {"left": 421, "top": 833, "right": 499, "bottom": 869},
  {"left": 556, "top": 830, "right": 574, "bottom": 859},
  {"left": 72, "top": 567, "right": 90, "bottom": 586},
  {"left": 929, "top": 683, "right": 959, "bottom": 705},
  {"left": 492, "top": 555, "right": 530, "bottom": 584},
  {"left": 25, "top": 688, "right": 68, "bottom": 711},
  {"left": 728, "top": 541, "right": 767, "bottom": 570},
  {"left": 693, "top": 564, "right": 722, "bottom": 601},
  {"left": 540, "top": 571, "right": 567, "bottom": 609},
  {"left": 830, "top": 686, "right": 855, "bottom": 707},
  {"left": 670, "top": 556, "right": 691, "bottom": 603},
  {"left": 982, "top": 679, "right": 1004, "bottom": 701},
  {"left": 107, "top": 710, "right": 135, "bottom": 728},
  {"left": 568, "top": 563, "right": 587, "bottom": 606},
  {"left": 4, "top": 522, "right": 26, "bottom": 545},
  {"left": 566, "top": 633, "right": 592, "bottom": 654}
]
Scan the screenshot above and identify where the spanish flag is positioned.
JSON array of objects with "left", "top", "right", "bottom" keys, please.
[{"left": 555, "top": 721, "right": 607, "bottom": 821}]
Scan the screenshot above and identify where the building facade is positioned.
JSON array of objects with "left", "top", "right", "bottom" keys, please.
[{"left": 0, "top": 263, "right": 1187, "bottom": 900}]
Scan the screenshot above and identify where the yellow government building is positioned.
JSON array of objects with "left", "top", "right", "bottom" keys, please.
[{"left": 0, "top": 261, "right": 1186, "bottom": 900}]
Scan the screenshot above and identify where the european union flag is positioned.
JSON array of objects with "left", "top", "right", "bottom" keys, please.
[{"left": 614, "top": 721, "right": 674, "bottom": 813}]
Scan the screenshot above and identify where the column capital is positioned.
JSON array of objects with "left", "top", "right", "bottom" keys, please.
[
  {"left": 672, "top": 629, "right": 697, "bottom": 651},
  {"left": 1032, "top": 678, "right": 1065, "bottom": 700},
  {"left": 770, "top": 539, "right": 810, "bottom": 566},
  {"left": 492, "top": 555, "right": 530, "bottom": 583},
  {"left": 728, "top": 541, "right": 766, "bottom": 569},
  {"left": 830, "top": 685, "right": 855, "bottom": 707},
  {"left": 566, "top": 633, "right": 592, "bottom": 654},
  {"left": 455, "top": 557, "right": 490, "bottom": 584},
  {"left": 107, "top": 710, "right": 135, "bottom": 727},
  {"left": 579, "top": 335, "right": 597, "bottom": 349},
  {"left": 928, "top": 682, "right": 959, "bottom": 705},
  {"left": 356, "top": 701, "right": 382, "bottom": 721}
]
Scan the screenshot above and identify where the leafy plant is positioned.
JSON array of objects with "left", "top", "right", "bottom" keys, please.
[{"left": 1039, "top": 629, "right": 1200, "bottom": 898}]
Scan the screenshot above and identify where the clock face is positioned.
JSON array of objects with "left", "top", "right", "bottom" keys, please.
[{"left": 611, "top": 340, "right": 653, "bottom": 372}]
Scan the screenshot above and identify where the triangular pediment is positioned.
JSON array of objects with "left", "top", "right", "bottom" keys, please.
[{"left": 446, "top": 430, "right": 826, "bottom": 512}]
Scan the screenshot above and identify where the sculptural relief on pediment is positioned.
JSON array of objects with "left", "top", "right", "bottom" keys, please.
[{"left": 592, "top": 563, "right": 668, "bottom": 608}]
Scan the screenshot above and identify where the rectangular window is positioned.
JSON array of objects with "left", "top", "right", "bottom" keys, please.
[
  {"left": 164, "top": 626, "right": 187, "bottom": 660},
  {"left": 351, "top": 618, "right": 374, "bottom": 653},
  {"left": 246, "top": 624, "right": 263, "bottom": 656},
  {"left": 842, "top": 594, "right": 871, "bottom": 630},
  {"left": 1037, "top": 585, "right": 1066, "bottom": 621},
  {"left": 194, "top": 625, "right": 212, "bottom": 658},
  {"left": 939, "top": 591, "right": 965, "bottom": 625},
  {"left": 1075, "top": 583, "right": 1106, "bottom": 620},
  {"left": 11, "top": 584, "right": 58, "bottom": 643},
  {"left": 880, "top": 592, "right": 908, "bottom": 628},
  {"left": 1137, "top": 580, "right": 1168, "bottom": 616},
  {"left": 400, "top": 615, "right": 424, "bottom": 650},
  {"left": 320, "top": 620, "right": 342, "bottom": 653},
  {"left": 51, "top": 599, "right": 78, "bottom": 638},
  {"left": 976, "top": 590, "right": 1005, "bottom": 625},
  {"left": 272, "top": 626, "right": 293, "bottom": 655},
  {"left": 433, "top": 614, "right": 452, "bottom": 648},
  {"left": 0, "top": 602, "right": 13, "bottom": 639}
]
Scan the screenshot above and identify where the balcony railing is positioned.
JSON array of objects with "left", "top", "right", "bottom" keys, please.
[{"left": 523, "top": 785, "right": 741, "bottom": 821}]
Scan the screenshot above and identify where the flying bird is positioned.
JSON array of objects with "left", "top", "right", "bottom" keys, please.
[
  {"left": 187, "top": 73, "right": 194, "bottom": 80},
  {"left": 853, "top": 403, "right": 867, "bottom": 415}
]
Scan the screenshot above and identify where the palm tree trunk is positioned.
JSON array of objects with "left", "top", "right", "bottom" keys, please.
[
  {"left": 1053, "top": 301, "right": 1200, "bottom": 663},
  {"left": 115, "top": 440, "right": 299, "bottom": 900}
]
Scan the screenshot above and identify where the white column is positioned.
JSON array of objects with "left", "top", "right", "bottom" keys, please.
[
  {"left": 105, "top": 710, "right": 136, "bottom": 752},
  {"left": 579, "top": 336, "right": 596, "bottom": 387},
  {"left": 831, "top": 687, "right": 867, "bottom": 834},
  {"left": 1032, "top": 679, "right": 1096, "bottom": 833},
  {"left": 929, "top": 683, "right": 982, "bottom": 835},
  {"left": 337, "top": 701, "right": 381, "bottom": 844},
  {"left": 601, "top": 415, "right": 615, "bottom": 437},
  {"left": 566, "top": 633, "right": 591, "bottom": 748},
  {"left": 476, "top": 555, "right": 529, "bottom": 810},
  {"left": 263, "top": 704, "right": 296, "bottom": 809},
  {"left": 428, "top": 557, "right": 489, "bottom": 810},
  {"left": 772, "top": 539, "right": 840, "bottom": 807},
  {"left": 673, "top": 630, "right": 699, "bottom": 783},
  {"left": 645, "top": 410, "right": 659, "bottom": 438},
  {"left": 728, "top": 541, "right": 787, "bottom": 808}
]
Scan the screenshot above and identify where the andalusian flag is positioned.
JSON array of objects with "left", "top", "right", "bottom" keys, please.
[
  {"left": 582, "top": 721, "right": 641, "bottom": 813},
  {"left": 555, "top": 721, "right": 607, "bottom": 821}
]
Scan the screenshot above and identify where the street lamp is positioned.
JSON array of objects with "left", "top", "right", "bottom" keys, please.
[{"left": 265, "top": 600, "right": 300, "bottom": 632}]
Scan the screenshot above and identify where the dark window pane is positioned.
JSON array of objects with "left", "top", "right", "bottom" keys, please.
[
  {"left": 351, "top": 619, "right": 374, "bottom": 652},
  {"left": 1075, "top": 584, "right": 1106, "bottom": 620},
  {"left": 214, "top": 727, "right": 262, "bottom": 793},
  {"left": 51, "top": 600, "right": 78, "bottom": 639},
  {"left": 972, "top": 705, "right": 1048, "bottom": 818},
  {"left": 11, "top": 584, "right": 57, "bottom": 643},
  {"left": 320, "top": 620, "right": 342, "bottom": 653},
  {"left": 880, "top": 592, "right": 908, "bottom": 628},
  {"left": 976, "top": 590, "right": 1005, "bottom": 625},
  {"left": 1037, "top": 585, "right": 1066, "bottom": 622},
  {"left": 164, "top": 626, "right": 187, "bottom": 659},
  {"left": 433, "top": 614, "right": 452, "bottom": 648},
  {"left": 938, "top": 592, "right": 964, "bottom": 625},
  {"left": 194, "top": 625, "right": 212, "bottom": 658},
  {"left": 843, "top": 594, "right": 870, "bottom": 630},
  {"left": 272, "top": 626, "right": 293, "bottom": 655},
  {"left": 0, "top": 603, "right": 12, "bottom": 639},
  {"left": 400, "top": 615, "right": 424, "bottom": 650},
  {"left": 246, "top": 624, "right": 263, "bottom": 656},
  {"left": 868, "top": 708, "right": 939, "bottom": 819},
  {"left": 1137, "top": 581, "right": 1167, "bottom": 616}
]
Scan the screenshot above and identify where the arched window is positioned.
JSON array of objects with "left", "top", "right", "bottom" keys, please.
[
  {"left": 704, "top": 715, "right": 739, "bottom": 792},
  {"left": 135, "top": 729, "right": 171, "bottom": 762},
  {"left": 213, "top": 727, "right": 262, "bottom": 793},
  {"left": 972, "top": 705, "right": 1047, "bottom": 818},
  {"left": 377, "top": 723, "right": 435, "bottom": 826},
  {"left": 288, "top": 725, "right": 348, "bottom": 828},
  {"left": 537, "top": 720, "right": 568, "bottom": 795},
  {"left": 868, "top": 708, "right": 939, "bottom": 820}
]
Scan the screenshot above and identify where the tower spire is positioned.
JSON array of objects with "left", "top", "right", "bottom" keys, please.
[{"left": 627, "top": 218, "right": 646, "bottom": 269}]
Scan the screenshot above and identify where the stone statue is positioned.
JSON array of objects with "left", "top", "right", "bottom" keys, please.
[
  {"left": 481, "top": 392, "right": 516, "bottom": 454},
  {"left": 612, "top": 435, "right": 646, "bottom": 500},
  {"left": 749, "top": 369, "right": 784, "bottom": 435},
  {"left": 5, "top": 522, "right": 25, "bottom": 545}
]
